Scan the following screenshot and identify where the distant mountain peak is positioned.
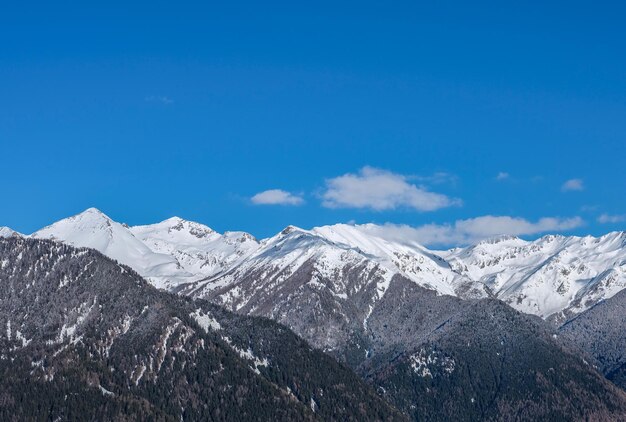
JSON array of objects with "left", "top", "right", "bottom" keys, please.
[
  {"left": 76, "top": 207, "right": 112, "bottom": 220},
  {"left": 476, "top": 234, "right": 523, "bottom": 245},
  {"left": 0, "top": 226, "right": 20, "bottom": 238},
  {"left": 279, "top": 225, "right": 306, "bottom": 236}
]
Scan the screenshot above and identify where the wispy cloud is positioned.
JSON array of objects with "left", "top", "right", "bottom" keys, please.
[
  {"left": 145, "top": 95, "right": 174, "bottom": 105},
  {"left": 580, "top": 204, "right": 599, "bottom": 212},
  {"left": 414, "top": 172, "right": 458, "bottom": 185},
  {"left": 357, "top": 215, "right": 584, "bottom": 247},
  {"left": 495, "top": 172, "right": 510, "bottom": 181},
  {"left": 597, "top": 213, "right": 626, "bottom": 224},
  {"left": 251, "top": 189, "right": 304, "bottom": 206},
  {"left": 321, "top": 166, "right": 461, "bottom": 212},
  {"left": 561, "top": 178, "right": 584, "bottom": 192}
]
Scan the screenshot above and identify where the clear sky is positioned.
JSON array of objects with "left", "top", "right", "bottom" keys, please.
[{"left": 1, "top": 1, "right": 625, "bottom": 245}]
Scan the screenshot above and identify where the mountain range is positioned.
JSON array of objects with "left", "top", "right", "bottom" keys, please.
[
  {"left": 15, "top": 208, "right": 625, "bottom": 322},
  {"left": 3, "top": 208, "right": 626, "bottom": 420}
]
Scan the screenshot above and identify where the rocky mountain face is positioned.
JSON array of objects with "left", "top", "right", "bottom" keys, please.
[{"left": 0, "top": 237, "right": 403, "bottom": 421}]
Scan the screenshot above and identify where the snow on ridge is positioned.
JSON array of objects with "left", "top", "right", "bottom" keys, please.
[
  {"left": 0, "top": 226, "right": 22, "bottom": 238},
  {"left": 16, "top": 208, "right": 626, "bottom": 321},
  {"left": 446, "top": 231, "right": 626, "bottom": 318},
  {"left": 30, "top": 208, "right": 196, "bottom": 290}
]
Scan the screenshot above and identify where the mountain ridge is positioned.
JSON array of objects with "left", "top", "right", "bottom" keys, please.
[{"left": 21, "top": 208, "right": 626, "bottom": 322}]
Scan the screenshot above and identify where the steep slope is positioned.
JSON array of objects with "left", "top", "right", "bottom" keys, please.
[
  {"left": 31, "top": 208, "right": 196, "bottom": 289},
  {"left": 559, "top": 288, "right": 626, "bottom": 391},
  {"left": 180, "top": 226, "right": 417, "bottom": 354},
  {"left": 312, "top": 224, "right": 487, "bottom": 298},
  {"left": 180, "top": 223, "right": 487, "bottom": 321},
  {"left": 445, "top": 232, "right": 626, "bottom": 320},
  {"left": 0, "top": 237, "right": 403, "bottom": 421}
]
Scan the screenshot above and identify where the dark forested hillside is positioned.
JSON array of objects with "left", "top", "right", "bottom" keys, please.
[
  {"left": 560, "top": 288, "right": 626, "bottom": 391},
  {"left": 360, "top": 277, "right": 626, "bottom": 421},
  {"left": 0, "top": 237, "right": 403, "bottom": 421}
]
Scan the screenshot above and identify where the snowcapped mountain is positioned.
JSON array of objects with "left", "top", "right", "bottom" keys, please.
[
  {"left": 444, "top": 232, "right": 626, "bottom": 320},
  {"left": 177, "top": 223, "right": 488, "bottom": 344},
  {"left": 31, "top": 208, "right": 196, "bottom": 289},
  {"left": 311, "top": 224, "right": 488, "bottom": 298},
  {"left": 130, "top": 217, "right": 261, "bottom": 282},
  {"left": 6, "top": 236, "right": 626, "bottom": 421},
  {"left": 0, "top": 226, "right": 20, "bottom": 238},
  {"left": 23, "top": 208, "right": 626, "bottom": 324},
  {"left": 8, "top": 209, "right": 626, "bottom": 420}
]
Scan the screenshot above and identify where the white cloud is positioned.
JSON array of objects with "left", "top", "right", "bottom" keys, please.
[
  {"left": 322, "top": 167, "right": 461, "bottom": 211},
  {"left": 495, "top": 172, "right": 510, "bottom": 181},
  {"left": 358, "top": 215, "right": 584, "bottom": 247},
  {"left": 598, "top": 213, "right": 626, "bottom": 224},
  {"left": 561, "top": 178, "right": 584, "bottom": 192},
  {"left": 251, "top": 189, "right": 304, "bottom": 206}
]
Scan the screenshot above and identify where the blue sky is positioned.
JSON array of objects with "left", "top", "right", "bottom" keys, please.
[{"left": 1, "top": 1, "right": 625, "bottom": 245}]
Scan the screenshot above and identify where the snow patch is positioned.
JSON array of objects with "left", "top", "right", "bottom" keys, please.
[
  {"left": 190, "top": 308, "right": 221, "bottom": 332},
  {"left": 409, "top": 349, "right": 455, "bottom": 378}
]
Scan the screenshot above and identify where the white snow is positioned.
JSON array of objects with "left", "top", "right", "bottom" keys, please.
[
  {"left": 0, "top": 227, "right": 21, "bottom": 238},
  {"left": 99, "top": 385, "right": 115, "bottom": 396},
  {"left": 23, "top": 208, "right": 626, "bottom": 320},
  {"left": 31, "top": 208, "right": 196, "bottom": 289},
  {"left": 444, "top": 232, "right": 626, "bottom": 317},
  {"left": 130, "top": 217, "right": 260, "bottom": 285},
  {"left": 313, "top": 224, "right": 460, "bottom": 296},
  {"left": 409, "top": 349, "right": 455, "bottom": 378},
  {"left": 222, "top": 337, "right": 269, "bottom": 374},
  {"left": 190, "top": 309, "right": 221, "bottom": 332}
]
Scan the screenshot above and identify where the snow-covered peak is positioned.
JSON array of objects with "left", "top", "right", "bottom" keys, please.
[
  {"left": 223, "top": 231, "right": 258, "bottom": 244},
  {"left": 33, "top": 208, "right": 119, "bottom": 245},
  {"left": 475, "top": 235, "right": 525, "bottom": 247},
  {"left": 278, "top": 225, "right": 309, "bottom": 236},
  {"left": 131, "top": 217, "right": 217, "bottom": 244},
  {"left": 130, "top": 219, "right": 261, "bottom": 282},
  {"left": 0, "top": 227, "right": 20, "bottom": 238},
  {"left": 447, "top": 232, "right": 626, "bottom": 318},
  {"left": 310, "top": 223, "right": 476, "bottom": 296},
  {"left": 313, "top": 223, "right": 424, "bottom": 255},
  {"left": 31, "top": 208, "right": 194, "bottom": 289},
  {"left": 597, "top": 231, "right": 626, "bottom": 247}
]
